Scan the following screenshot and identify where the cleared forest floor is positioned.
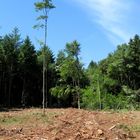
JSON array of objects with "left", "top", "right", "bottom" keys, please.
[{"left": 0, "top": 108, "right": 140, "bottom": 140}]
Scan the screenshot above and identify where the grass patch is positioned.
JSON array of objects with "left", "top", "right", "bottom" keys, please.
[
  {"left": 0, "top": 115, "right": 27, "bottom": 125},
  {"left": 117, "top": 124, "right": 130, "bottom": 132},
  {"left": 117, "top": 124, "right": 140, "bottom": 132},
  {"left": 130, "top": 125, "right": 140, "bottom": 132},
  {"left": 32, "top": 112, "right": 49, "bottom": 123},
  {"left": 0, "top": 110, "right": 59, "bottom": 126}
]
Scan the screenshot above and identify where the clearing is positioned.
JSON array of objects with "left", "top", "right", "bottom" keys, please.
[{"left": 0, "top": 108, "right": 140, "bottom": 140}]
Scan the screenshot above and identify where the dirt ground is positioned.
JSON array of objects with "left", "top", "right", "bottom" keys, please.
[{"left": 0, "top": 108, "right": 140, "bottom": 140}]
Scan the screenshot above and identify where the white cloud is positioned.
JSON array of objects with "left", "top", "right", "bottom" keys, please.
[{"left": 73, "top": 0, "right": 134, "bottom": 45}]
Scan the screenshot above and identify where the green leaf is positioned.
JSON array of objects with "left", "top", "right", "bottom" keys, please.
[
  {"left": 36, "top": 15, "right": 48, "bottom": 20},
  {"left": 34, "top": 2, "right": 45, "bottom": 11},
  {"left": 33, "top": 24, "right": 44, "bottom": 29}
]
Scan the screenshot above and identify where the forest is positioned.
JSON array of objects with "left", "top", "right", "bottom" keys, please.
[
  {"left": 0, "top": 28, "right": 140, "bottom": 110},
  {"left": 1, "top": 1, "right": 140, "bottom": 139},
  {"left": 0, "top": 0, "right": 140, "bottom": 110}
]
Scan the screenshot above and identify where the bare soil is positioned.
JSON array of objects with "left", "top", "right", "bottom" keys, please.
[{"left": 0, "top": 108, "right": 139, "bottom": 140}]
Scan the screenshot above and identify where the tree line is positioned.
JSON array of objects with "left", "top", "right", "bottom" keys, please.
[
  {"left": 0, "top": 28, "right": 140, "bottom": 109},
  {"left": 84, "top": 35, "right": 140, "bottom": 110},
  {"left": 0, "top": 0, "right": 140, "bottom": 110},
  {"left": 0, "top": 28, "right": 85, "bottom": 108}
]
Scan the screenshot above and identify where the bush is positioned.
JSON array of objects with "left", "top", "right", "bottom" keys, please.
[{"left": 81, "top": 87, "right": 138, "bottom": 110}]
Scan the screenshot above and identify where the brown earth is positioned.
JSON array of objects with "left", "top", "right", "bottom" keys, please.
[{"left": 0, "top": 108, "right": 140, "bottom": 140}]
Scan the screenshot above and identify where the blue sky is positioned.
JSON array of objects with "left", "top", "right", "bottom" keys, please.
[{"left": 0, "top": 0, "right": 140, "bottom": 67}]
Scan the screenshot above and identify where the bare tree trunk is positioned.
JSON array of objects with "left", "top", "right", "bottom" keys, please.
[
  {"left": 8, "top": 65, "right": 13, "bottom": 106},
  {"left": 4, "top": 71, "right": 7, "bottom": 106},
  {"left": 0, "top": 63, "right": 2, "bottom": 99},
  {"left": 42, "top": 8, "right": 48, "bottom": 115},
  {"left": 21, "top": 77, "right": 26, "bottom": 107},
  {"left": 77, "top": 79, "right": 80, "bottom": 109},
  {"left": 76, "top": 55, "right": 80, "bottom": 109},
  {"left": 45, "top": 68, "right": 48, "bottom": 108},
  {"left": 43, "top": 53, "right": 45, "bottom": 115},
  {"left": 97, "top": 76, "right": 101, "bottom": 110}
]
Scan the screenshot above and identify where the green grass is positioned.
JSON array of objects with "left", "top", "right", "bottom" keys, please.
[
  {"left": 130, "top": 125, "right": 140, "bottom": 132},
  {"left": 0, "top": 111, "right": 59, "bottom": 126},
  {"left": 0, "top": 115, "right": 27, "bottom": 125},
  {"left": 117, "top": 124, "right": 140, "bottom": 132}
]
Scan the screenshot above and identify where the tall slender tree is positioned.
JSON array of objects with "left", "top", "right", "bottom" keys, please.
[
  {"left": 65, "top": 40, "right": 81, "bottom": 109},
  {"left": 34, "top": 0, "right": 55, "bottom": 114}
]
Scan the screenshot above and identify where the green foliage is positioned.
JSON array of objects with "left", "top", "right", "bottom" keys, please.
[
  {"left": 19, "top": 36, "right": 37, "bottom": 106},
  {"left": 50, "top": 40, "right": 88, "bottom": 108},
  {"left": 65, "top": 40, "right": 80, "bottom": 57},
  {"left": 19, "top": 36, "right": 36, "bottom": 66},
  {"left": 34, "top": 0, "right": 55, "bottom": 12},
  {"left": 122, "top": 86, "right": 140, "bottom": 108},
  {"left": 56, "top": 50, "right": 66, "bottom": 66},
  {"left": 81, "top": 87, "right": 98, "bottom": 109},
  {"left": 51, "top": 85, "right": 72, "bottom": 99},
  {"left": 83, "top": 34, "right": 140, "bottom": 111},
  {"left": 37, "top": 46, "right": 55, "bottom": 66},
  {"left": 0, "top": 28, "right": 21, "bottom": 106},
  {"left": 0, "top": 26, "right": 140, "bottom": 110},
  {"left": 81, "top": 87, "right": 134, "bottom": 110},
  {"left": 34, "top": 0, "right": 55, "bottom": 29},
  {"left": 33, "top": 24, "right": 44, "bottom": 29}
]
